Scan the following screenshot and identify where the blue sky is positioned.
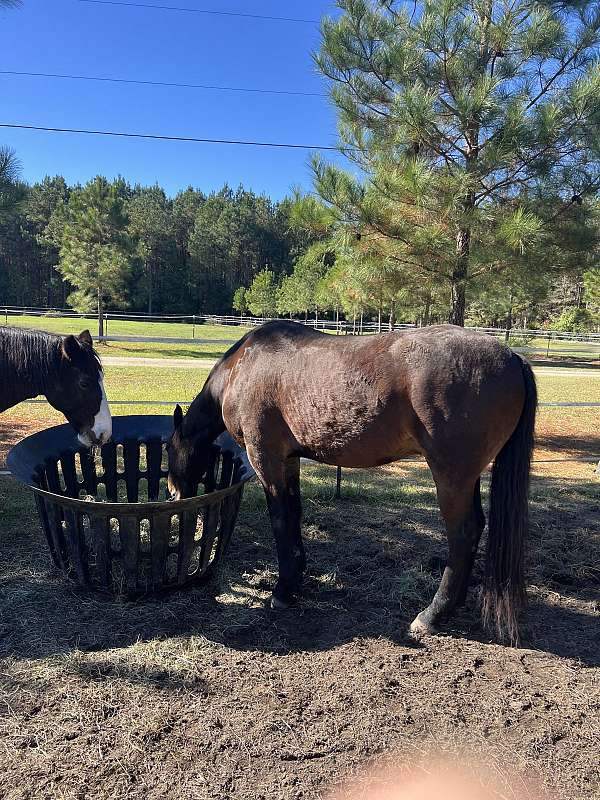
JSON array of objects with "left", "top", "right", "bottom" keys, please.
[{"left": 0, "top": 0, "right": 346, "bottom": 199}]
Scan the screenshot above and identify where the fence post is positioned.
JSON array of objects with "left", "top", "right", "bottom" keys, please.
[
  {"left": 4, "top": 309, "right": 7, "bottom": 325},
  {"left": 546, "top": 334, "right": 551, "bottom": 358},
  {"left": 105, "top": 313, "right": 108, "bottom": 337},
  {"left": 193, "top": 315, "right": 196, "bottom": 339}
]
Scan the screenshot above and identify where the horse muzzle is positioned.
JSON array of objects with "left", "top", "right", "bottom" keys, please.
[{"left": 78, "top": 427, "right": 112, "bottom": 448}]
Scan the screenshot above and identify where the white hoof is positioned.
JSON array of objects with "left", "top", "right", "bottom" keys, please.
[{"left": 409, "top": 613, "right": 437, "bottom": 638}]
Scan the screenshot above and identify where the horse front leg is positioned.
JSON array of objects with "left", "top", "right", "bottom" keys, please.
[
  {"left": 247, "top": 446, "right": 304, "bottom": 609},
  {"left": 410, "top": 475, "right": 484, "bottom": 637}
]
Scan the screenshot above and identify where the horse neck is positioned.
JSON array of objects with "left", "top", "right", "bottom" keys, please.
[
  {"left": 184, "top": 380, "right": 225, "bottom": 441},
  {"left": 0, "top": 329, "right": 60, "bottom": 411}
]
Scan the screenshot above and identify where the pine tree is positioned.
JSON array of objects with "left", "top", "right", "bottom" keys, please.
[
  {"left": 314, "top": 0, "right": 600, "bottom": 325},
  {"left": 246, "top": 269, "right": 278, "bottom": 318},
  {"left": 584, "top": 267, "right": 600, "bottom": 324},
  {"left": 0, "top": 147, "right": 20, "bottom": 216},
  {"left": 232, "top": 286, "right": 248, "bottom": 317},
  {"left": 58, "top": 177, "right": 132, "bottom": 337},
  {"left": 127, "top": 185, "right": 172, "bottom": 314}
]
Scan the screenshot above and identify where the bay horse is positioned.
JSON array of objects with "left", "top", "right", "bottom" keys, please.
[
  {"left": 0, "top": 326, "right": 112, "bottom": 447},
  {"left": 168, "top": 321, "right": 536, "bottom": 643}
]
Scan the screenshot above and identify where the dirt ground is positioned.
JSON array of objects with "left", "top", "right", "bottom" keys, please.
[{"left": 0, "top": 413, "right": 598, "bottom": 800}]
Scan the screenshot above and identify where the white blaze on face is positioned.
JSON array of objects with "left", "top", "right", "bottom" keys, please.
[
  {"left": 93, "top": 376, "right": 112, "bottom": 443},
  {"left": 78, "top": 376, "right": 112, "bottom": 447}
]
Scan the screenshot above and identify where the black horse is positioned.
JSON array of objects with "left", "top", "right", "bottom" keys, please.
[
  {"left": 168, "top": 321, "right": 537, "bottom": 643},
  {"left": 0, "top": 326, "right": 112, "bottom": 447}
]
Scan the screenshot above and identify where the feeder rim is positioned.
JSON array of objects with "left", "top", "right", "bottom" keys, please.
[
  {"left": 7, "top": 415, "right": 255, "bottom": 514},
  {"left": 18, "top": 477, "right": 254, "bottom": 515}
]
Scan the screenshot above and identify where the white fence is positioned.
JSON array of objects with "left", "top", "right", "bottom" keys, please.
[{"left": 2, "top": 305, "right": 600, "bottom": 357}]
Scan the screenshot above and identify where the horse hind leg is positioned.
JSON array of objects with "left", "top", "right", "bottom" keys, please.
[
  {"left": 410, "top": 474, "right": 484, "bottom": 637},
  {"left": 456, "top": 478, "right": 485, "bottom": 607}
]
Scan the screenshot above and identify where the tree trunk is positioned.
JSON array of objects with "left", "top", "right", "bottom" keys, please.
[
  {"left": 147, "top": 261, "right": 153, "bottom": 315},
  {"left": 504, "top": 292, "right": 513, "bottom": 342},
  {"left": 449, "top": 227, "right": 470, "bottom": 326},
  {"left": 389, "top": 300, "right": 396, "bottom": 331},
  {"left": 97, "top": 287, "right": 104, "bottom": 339},
  {"left": 378, "top": 304, "right": 382, "bottom": 333},
  {"left": 423, "top": 294, "right": 432, "bottom": 327},
  {"left": 359, "top": 311, "right": 363, "bottom": 334}
]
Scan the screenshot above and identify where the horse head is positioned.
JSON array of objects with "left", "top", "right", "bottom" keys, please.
[
  {"left": 167, "top": 404, "right": 212, "bottom": 499},
  {"left": 46, "top": 330, "right": 112, "bottom": 447}
]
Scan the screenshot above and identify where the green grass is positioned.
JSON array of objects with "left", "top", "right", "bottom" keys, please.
[
  {"left": 3, "top": 313, "right": 250, "bottom": 342},
  {"left": 534, "top": 373, "right": 600, "bottom": 404},
  {"left": 95, "top": 340, "right": 231, "bottom": 360},
  {"left": 6, "top": 363, "right": 597, "bottom": 442}
]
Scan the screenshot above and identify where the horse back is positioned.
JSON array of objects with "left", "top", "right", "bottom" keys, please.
[{"left": 220, "top": 322, "right": 526, "bottom": 470}]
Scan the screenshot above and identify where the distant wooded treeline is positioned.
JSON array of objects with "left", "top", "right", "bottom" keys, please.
[{"left": 0, "top": 176, "right": 315, "bottom": 316}]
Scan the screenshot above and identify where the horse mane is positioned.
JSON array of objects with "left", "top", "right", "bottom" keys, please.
[{"left": 0, "top": 326, "right": 101, "bottom": 393}]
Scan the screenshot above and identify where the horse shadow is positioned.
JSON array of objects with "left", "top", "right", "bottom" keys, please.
[{"left": 0, "top": 465, "right": 598, "bottom": 674}]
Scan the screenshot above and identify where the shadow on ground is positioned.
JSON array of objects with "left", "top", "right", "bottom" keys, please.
[
  {"left": 535, "top": 430, "right": 600, "bottom": 457},
  {"left": 1, "top": 457, "right": 598, "bottom": 671}
]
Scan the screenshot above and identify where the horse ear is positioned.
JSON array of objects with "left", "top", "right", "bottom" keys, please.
[
  {"left": 78, "top": 329, "right": 93, "bottom": 347},
  {"left": 173, "top": 404, "right": 184, "bottom": 429},
  {"left": 61, "top": 334, "right": 82, "bottom": 362}
]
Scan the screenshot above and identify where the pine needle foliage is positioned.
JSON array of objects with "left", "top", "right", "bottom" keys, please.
[{"left": 313, "top": 0, "right": 600, "bottom": 324}]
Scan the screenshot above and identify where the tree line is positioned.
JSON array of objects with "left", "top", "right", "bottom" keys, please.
[{"left": 0, "top": 176, "right": 314, "bottom": 331}]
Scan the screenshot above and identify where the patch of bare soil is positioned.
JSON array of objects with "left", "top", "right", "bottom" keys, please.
[{"left": 0, "top": 416, "right": 48, "bottom": 468}]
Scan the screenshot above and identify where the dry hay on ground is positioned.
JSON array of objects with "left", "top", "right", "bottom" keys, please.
[{"left": 1, "top": 407, "right": 599, "bottom": 800}]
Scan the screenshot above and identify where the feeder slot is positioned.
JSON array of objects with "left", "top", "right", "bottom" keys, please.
[
  {"left": 146, "top": 438, "right": 163, "bottom": 500},
  {"left": 199, "top": 503, "right": 221, "bottom": 573},
  {"left": 79, "top": 449, "right": 98, "bottom": 494},
  {"left": 150, "top": 512, "right": 171, "bottom": 589},
  {"left": 63, "top": 507, "right": 89, "bottom": 584},
  {"left": 177, "top": 510, "right": 198, "bottom": 581},
  {"left": 59, "top": 453, "right": 79, "bottom": 497},
  {"left": 123, "top": 440, "right": 140, "bottom": 501},
  {"left": 90, "top": 515, "right": 112, "bottom": 587},
  {"left": 102, "top": 442, "right": 118, "bottom": 501}
]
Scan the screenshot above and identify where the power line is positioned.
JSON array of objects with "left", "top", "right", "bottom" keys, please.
[
  {"left": 0, "top": 69, "right": 326, "bottom": 98},
  {"left": 0, "top": 122, "right": 342, "bottom": 151},
  {"left": 77, "top": 0, "right": 319, "bottom": 24}
]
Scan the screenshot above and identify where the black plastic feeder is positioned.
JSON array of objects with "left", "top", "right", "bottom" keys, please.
[{"left": 7, "top": 416, "right": 255, "bottom": 597}]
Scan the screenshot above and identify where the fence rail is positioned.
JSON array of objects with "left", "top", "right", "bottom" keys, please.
[{"left": 2, "top": 305, "right": 600, "bottom": 358}]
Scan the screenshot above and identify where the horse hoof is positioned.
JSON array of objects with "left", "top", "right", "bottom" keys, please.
[
  {"left": 270, "top": 595, "right": 291, "bottom": 611},
  {"left": 409, "top": 613, "right": 437, "bottom": 639}
]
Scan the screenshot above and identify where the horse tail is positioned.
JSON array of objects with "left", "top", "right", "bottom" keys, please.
[{"left": 483, "top": 356, "right": 537, "bottom": 645}]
